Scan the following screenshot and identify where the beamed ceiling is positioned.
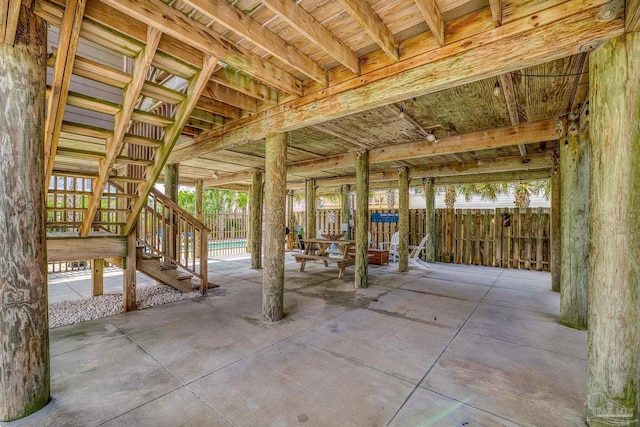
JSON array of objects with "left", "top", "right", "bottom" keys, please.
[{"left": 28, "top": 0, "right": 635, "bottom": 202}]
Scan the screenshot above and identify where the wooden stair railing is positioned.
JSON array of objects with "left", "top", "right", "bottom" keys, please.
[{"left": 136, "top": 186, "right": 210, "bottom": 294}]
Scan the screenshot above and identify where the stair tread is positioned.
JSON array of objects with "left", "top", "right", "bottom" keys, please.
[{"left": 176, "top": 273, "right": 192, "bottom": 280}]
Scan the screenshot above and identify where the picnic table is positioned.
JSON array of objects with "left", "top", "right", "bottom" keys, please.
[{"left": 293, "top": 238, "right": 355, "bottom": 279}]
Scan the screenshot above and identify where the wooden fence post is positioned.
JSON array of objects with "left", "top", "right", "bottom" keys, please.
[{"left": 355, "top": 150, "right": 369, "bottom": 288}]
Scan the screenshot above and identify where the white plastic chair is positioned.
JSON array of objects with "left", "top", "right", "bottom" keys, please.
[
  {"left": 408, "top": 235, "right": 431, "bottom": 270},
  {"left": 379, "top": 231, "right": 400, "bottom": 261}
]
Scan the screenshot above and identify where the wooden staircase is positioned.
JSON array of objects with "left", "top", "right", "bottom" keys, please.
[
  {"left": 46, "top": 173, "right": 213, "bottom": 294},
  {"left": 136, "top": 250, "right": 195, "bottom": 293}
]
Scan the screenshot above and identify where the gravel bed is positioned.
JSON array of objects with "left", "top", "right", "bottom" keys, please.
[{"left": 49, "top": 285, "right": 201, "bottom": 328}]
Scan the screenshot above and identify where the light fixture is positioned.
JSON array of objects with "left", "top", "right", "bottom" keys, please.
[
  {"left": 212, "top": 171, "right": 219, "bottom": 179},
  {"left": 231, "top": 143, "right": 238, "bottom": 148},
  {"left": 398, "top": 104, "right": 405, "bottom": 119},
  {"left": 522, "top": 158, "right": 531, "bottom": 164},
  {"left": 426, "top": 132, "right": 436, "bottom": 143},
  {"left": 493, "top": 79, "right": 501, "bottom": 97}
]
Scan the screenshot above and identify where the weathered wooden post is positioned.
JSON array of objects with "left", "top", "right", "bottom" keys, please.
[
  {"left": 262, "top": 133, "right": 287, "bottom": 322},
  {"left": 164, "top": 163, "right": 179, "bottom": 202},
  {"left": 164, "top": 163, "right": 179, "bottom": 260},
  {"left": 286, "top": 190, "right": 294, "bottom": 249},
  {"left": 587, "top": 32, "right": 639, "bottom": 424},
  {"left": 341, "top": 184, "right": 351, "bottom": 239},
  {"left": 194, "top": 179, "right": 203, "bottom": 264},
  {"left": 559, "top": 120, "right": 589, "bottom": 329},
  {"left": 246, "top": 186, "right": 252, "bottom": 253},
  {"left": 550, "top": 155, "right": 561, "bottom": 292},
  {"left": 355, "top": 149, "right": 369, "bottom": 288},
  {"left": 305, "top": 179, "right": 316, "bottom": 240},
  {"left": 124, "top": 230, "right": 137, "bottom": 312},
  {"left": 195, "top": 179, "right": 203, "bottom": 222},
  {"left": 92, "top": 259, "right": 104, "bottom": 296},
  {"left": 0, "top": 6, "right": 50, "bottom": 420},
  {"left": 398, "top": 167, "right": 409, "bottom": 272},
  {"left": 250, "top": 169, "right": 263, "bottom": 269},
  {"left": 424, "top": 178, "right": 436, "bottom": 262}
]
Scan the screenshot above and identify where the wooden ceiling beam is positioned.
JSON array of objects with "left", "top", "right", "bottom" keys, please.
[
  {"left": 413, "top": 0, "right": 445, "bottom": 46},
  {"left": 285, "top": 153, "right": 552, "bottom": 189},
  {"left": 210, "top": 68, "right": 277, "bottom": 104},
  {"left": 259, "top": 0, "right": 360, "bottom": 74},
  {"left": 170, "top": 0, "right": 622, "bottom": 163},
  {"left": 98, "top": 0, "right": 303, "bottom": 96},
  {"left": 202, "top": 81, "right": 258, "bottom": 113},
  {"left": 196, "top": 96, "right": 241, "bottom": 119},
  {"left": 80, "top": 27, "right": 162, "bottom": 237},
  {"left": 337, "top": 0, "right": 399, "bottom": 61},
  {"left": 44, "top": 0, "right": 87, "bottom": 185},
  {"left": 627, "top": 0, "right": 640, "bottom": 31},
  {"left": 287, "top": 119, "right": 559, "bottom": 175},
  {"left": 180, "top": 0, "right": 327, "bottom": 85},
  {"left": 202, "top": 170, "right": 254, "bottom": 187},
  {"left": 1, "top": 0, "right": 21, "bottom": 45},
  {"left": 311, "top": 124, "right": 367, "bottom": 149},
  {"left": 498, "top": 72, "right": 526, "bottom": 155},
  {"left": 124, "top": 55, "right": 218, "bottom": 235}
]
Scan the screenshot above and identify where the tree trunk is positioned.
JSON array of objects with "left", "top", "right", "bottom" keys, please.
[
  {"left": 355, "top": 150, "right": 369, "bottom": 288},
  {"left": 550, "top": 165, "right": 561, "bottom": 292},
  {"left": 250, "top": 169, "right": 263, "bottom": 269},
  {"left": 587, "top": 32, "right": 640, "bottom": 425},
  {"left": 424, "top": 178, "right": 436, "bottom": 262},
  {"left": 305, "top": 179, "right": 316, "bottom": 240},
  {"left": 262, "top": 133, "right": 287, "bottom": 322},
  {"left": 559, "top": 122, "right": 589, "bottom": 329},
  {"left": 0, "top": 6, "right": 50, "bottom": 420},
  {"left": 398, "top": 167, "right": 409, "bottom": 272}
]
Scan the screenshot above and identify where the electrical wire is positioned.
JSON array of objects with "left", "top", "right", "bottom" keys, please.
[{"left": 509, "top": 71, "right": 588, "bottom": 78}]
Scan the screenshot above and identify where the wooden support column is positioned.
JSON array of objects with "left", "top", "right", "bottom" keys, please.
[
  {"left": 305, "top": 179, "right": 316, "bottom": 240},
  {"left": 246, "top": 186, "right": 252, "bottom": 252},
  {"left": 286, "top": 190, "right": 294, "bottom": 250},
  {"left": 0, "top": 7, "right": 50, "bottom": 421},
  {"left": 341, "top": 184, "right": 351, "bottom": 239},
  {"left": 262, "top": 133, "right": 287, "bottom": 322},
  {"left": 124, "top": 229, "right": 137, "bottom": 312},
  {"left": 559, "top": 121, "right": 589, "bottom": 329},
  {"left": 250, "top": 169, "right": 263, "bottom": 269},
  {"left": 165, "top": 163, "right": 179, "bottom": 202},
  {"left": 164, "top": 163, "right": 179, "bottom": 261},
  {"left": 92, "top": 259, "right": 104, "bottom": 296},
  {"left": 195, "top": 179, "right": 203, "bottom": 222},
  {"left": 194, "top": 178, "right": 204, "bottom": 265},
  {"left": 550, "top": 158, "right": 561, "bottom": 292},
  {"left": 587, "top": 32, "right": 640, "bottom": 423},
  {"left": 398, "top": 167, "right": 409, "bottom": 272},
  {"left": 355, "top": 149, "right": 369, "bottom": 288},
  {"left": 424, "top": 178, "right": 436, "bottom": 262}
]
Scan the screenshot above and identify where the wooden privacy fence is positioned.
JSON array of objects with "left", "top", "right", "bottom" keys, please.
[
  {"left": 202, "top": 212, "right": 248, "bottom": 257},
  {"left": 292, "top": 207, "right": 551, "bottom": 271}
]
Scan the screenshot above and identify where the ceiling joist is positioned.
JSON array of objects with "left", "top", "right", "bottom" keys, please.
[
  {"left": 170, "top": 0, "right": 623, "bottom": 163},
  {"left": 180, "top": 0, "right": 327, "bottom": 85},
  {"left": 259, "top": 0, "right": 360, "bottom": 74}
]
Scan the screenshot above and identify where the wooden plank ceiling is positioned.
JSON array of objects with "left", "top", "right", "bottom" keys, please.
[{"left": 36, "top": 0, "right": 625, "bottom": 198}]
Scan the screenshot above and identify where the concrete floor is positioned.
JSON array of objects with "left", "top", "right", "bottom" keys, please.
[{"left": 8, "top": 256, "right": 587, "bottom": 426}]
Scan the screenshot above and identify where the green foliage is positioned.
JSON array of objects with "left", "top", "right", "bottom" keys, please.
[{"left": 177, "top": 188, "right": 247, "bottom": 213}]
